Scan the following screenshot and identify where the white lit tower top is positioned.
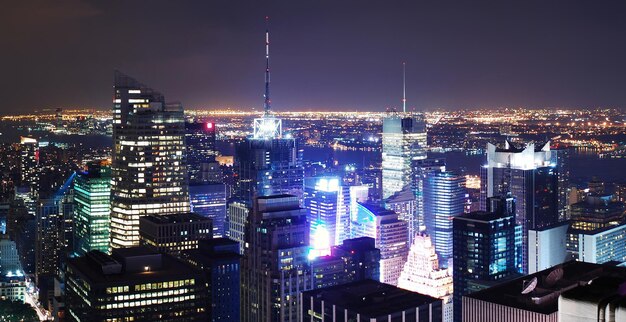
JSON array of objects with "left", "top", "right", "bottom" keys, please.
[{"left": 253, "top": 17, "right": 282, "bottom": 139}]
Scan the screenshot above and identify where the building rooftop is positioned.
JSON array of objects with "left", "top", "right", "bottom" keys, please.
[
  {"left": 303, "top": 279, "right": 440, "bottom": 317},
  {"left": 466, "top": 261, "right": 626, "bottom": 315},
  {"left": 68, "top": 247, "right": 202, "bottom": 285},
  {"left": 455, "top": 210, "right": 513, "bottom": 223},
  {"left": 139, "top": 212, "right": 209, "bottom": 225}
]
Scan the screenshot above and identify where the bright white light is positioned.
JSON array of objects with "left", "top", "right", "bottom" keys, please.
[
  {"left": 315, "top": 178, "right": 340, "bottom": 192},
  {"left": 309, "top": 223, "right": 331, "bottom": 259}
]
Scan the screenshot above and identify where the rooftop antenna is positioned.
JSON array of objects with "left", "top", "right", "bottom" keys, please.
[
  {"left": 264, "top": 16, "right": 271, "bottom": 116},
  {"left": 402, "top": 62, "right": 407, "bottom": 113}
]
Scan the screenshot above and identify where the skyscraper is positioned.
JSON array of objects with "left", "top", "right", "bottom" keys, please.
[
  {"left": 423, "top": 170, "right": 466, "bottom": 267},
  {"left": 381, "top": 113, "right": 427, "bottom": 199},
  {"left": 185, "top": 121, "right": 219, "bottom": 184},
  {"left": 567, "top": 194, "right": 625, "bottom": 260},
  {"left": 412, "top": 158, "right": 447, "bottom": 233},
  {"left": 351, "top": 202, "right": 408, "bottom": 286},
  {"left": 110, "top": 71, "right": 190, "bottom": 248},
  {"left": 452, "top": 196, "right": 520, "bottom": 322},
  {"left": 225, "top": 199, "right": 250, "bottom": 255},
  {"left": 189, "top": 183, "right": 227, "bottom": 237},
  {"left": 65, "top": 248, "right": 208, "bottom": 321},
  {"left": 304, "top": 177, "right": 350, "bottom": 257},
  {"left": 19, "top": 136, "right": 38, "bottom": 196},
  {"left": 241, "top": 195, "right": 311, "bottom": 322},
  {"left": 480, "top": 141, "right": 558, "bottom": 273},
  {"left": 73, "top": 161, "right": 111, "bottom": 256},
  {"left": 398, "top": 233, "right": 454, "bottom": 322},
  {"left": 233, "top": 23, "right": 303, "bottom": 203},
  {"left": 181, "top": 238, "right": 241, "bottom": 322}
]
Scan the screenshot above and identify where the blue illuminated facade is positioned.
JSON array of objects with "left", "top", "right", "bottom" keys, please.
[
  {"left": 304, "top": 177, "right": 351, "bottom": 256},
  {"left": 423, "top": 170, "right": 466, "bottom": 267},
  {"left": 189, "top": 183, "right": 227, "bottom": 237}
]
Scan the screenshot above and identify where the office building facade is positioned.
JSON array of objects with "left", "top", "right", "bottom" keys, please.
[
  {"left": 110, "top": 71, "right": 190, "bottom": 248},
  {"left": 382, "top": 113, "right": 427, "bottom": 199},
  {"left": 65, "top": 248, "right": 208, "bottom": 322},
  {"left": 452, "top": 197, "right": 520, "bottom": 322},
  {"left": 398, "top": 233, "right": 454, "bottom": 322},
  {"left": 480, "top": 141, "right": 558, "bottom": 273},
  {"left": 139, "top": 213, "right": 212, "bottom": 253},
  {"left": 351, "top": 202, "right": 408, "bottom": 286},
  {"left": 242, "top": 195, "right": 312, "bottom": 322},
  {"left": 73, "top": 161, "right": 111, "bottom": 256},
  {"left": 423, "top": 170, "right": 466, "bottom": 267}
]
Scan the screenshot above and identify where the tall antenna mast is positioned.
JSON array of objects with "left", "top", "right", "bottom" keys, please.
[
  {"left": 402, "top": 62, "right": 407, "bottom": 113},
  {"left": 264, "top": 16, "right": 271, "bottom": 116}
]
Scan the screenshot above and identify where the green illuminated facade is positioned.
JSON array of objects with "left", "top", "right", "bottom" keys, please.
[{"left": 73, "top": 162, "right": 111, "bottom": 256}]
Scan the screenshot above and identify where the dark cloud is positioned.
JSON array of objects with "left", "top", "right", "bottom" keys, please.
[{"left": 2, "top": 0, "right": 626, "bottom": 113}]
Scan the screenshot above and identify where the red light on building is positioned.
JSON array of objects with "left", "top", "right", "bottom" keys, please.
[{"left": 206, "top": 122, "right": 213, "bottom": 129}]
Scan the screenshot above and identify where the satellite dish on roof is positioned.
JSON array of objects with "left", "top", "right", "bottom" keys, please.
[
  {"left": 545, "top": 267, "right": 564, "bottom": 287},
  {"left": 521, "top": 277, "right": 538, "bottom": 294}
]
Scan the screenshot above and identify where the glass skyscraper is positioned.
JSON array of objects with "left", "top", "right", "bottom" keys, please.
[
  {"left": 452, "top": 196, "right": 520, "bottom": 322},
  {"left": 304, "top": 177, "right": 351, "bottom": 257},
  {"left": 73, "top": 161, "right": 111, "bottom": 256},
  {"left": 480, "top": 141, "right": 558, "bottom": 273},
  {"left": 423, "top": 170, "right": 466, "bottom": 267},
  {"left": 382, "top": 113, "right": 427, "bottom": 199},
  {"left": 110, "top": 71, "right": 190, "bottom": 248}
]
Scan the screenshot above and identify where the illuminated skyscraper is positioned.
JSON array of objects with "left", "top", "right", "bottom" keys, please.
[
  {"left": 241, "top": 195, "right": 311, "bottom": 322},
  {"left": 225, "top": 199, "right": 250, "bottom": 255},
  {"left": 189, "top": 183, "right": 227, "bottom": 237},
  {"left": 381, "top": 113, "right": 427, "bottom": 199},
  {"left": 233, "top": 20, "right": 303, "bottom": 203},
  {"left": 73, "top": 161, "right": 111, "bottom": 256},
  {"left": 19, "top": 136, "right": 38, "bottom": 197},
  {"left": 110, "top": 71, "right": 190, "bottom": 248},
  {"left": 385, "top": 186, "right": 417, "bottom": 245},
  {"left": 66, "top": 248, "right": 208, "bottom": 321},
  {"left": 351, "top": 202, "right": 408, "bottom": 286},
  {"left": 185, "top": 121, "right": 219, "bottom": 184},
  {"left": 452, "top": 196, "right": 520, "bottom": 322},
  {"left": 423, "top": 170, "right": 466, "bottom": 267},
  {"left": 304, "top": 177, "right": 350, "bottom": 257},
  {"left": 398, "top": 233, "right": 453, "bottom": 322},
  {"left": 412, "top": 158, "right": 446, "bottom": 232},
  {"left": 480, "top": 141, "right": 558, "bottom": 273}
]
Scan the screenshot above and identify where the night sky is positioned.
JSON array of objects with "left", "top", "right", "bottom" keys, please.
[{"left": 3, "top": 0, "right": 626, "bottom": 113}]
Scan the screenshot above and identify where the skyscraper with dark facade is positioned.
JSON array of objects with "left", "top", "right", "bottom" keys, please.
[
  {"left": 65, "top": 248, "right": 208, "bottom": 322},
  {"left": 309, "top": 237, "right": 380, "bottom": 289},
  {"left": 423, "top": 170, "right": 466, "bottom": 267},
  {"left": 181, "top": 238, "right": 241, "bottom": 322},
  {"left": 110, "top": 71, "right": 190, "bottom": 248},
  {"left": 452, "top": 196, "right": 521, "bottom": 322},
  {"left": 480, "top": 141, "right": 558, "bottom": 273},
  {"left": 241, "top": 195, "right": 311, "bottom": 322},
  {"left": 234, "top": 138, "right": 303, "bottom": 202},
  {"left": 185, "top": 121, "right": 218, "bottom": 183}
]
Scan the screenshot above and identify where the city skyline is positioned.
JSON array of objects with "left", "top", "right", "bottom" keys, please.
[
  {"left": 4, "top": 1, "right": 626, "bottom": 114},
  {"left": 4, "top": 2, "right": 626, "bottom": 321}
]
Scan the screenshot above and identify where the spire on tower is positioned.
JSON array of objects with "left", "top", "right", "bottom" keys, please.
[
  {"left": 402, "top": 62, "right": 407, "bottom": 113},
  {"left": 264, "top": 16, "right": 271, "bottom": 115}
]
